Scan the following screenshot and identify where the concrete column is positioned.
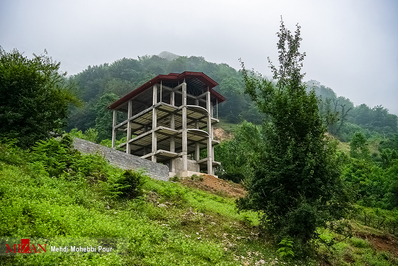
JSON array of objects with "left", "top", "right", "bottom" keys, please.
[
  {"left": 112, "top": 110, "right": 116, "bottom": 148},
  {"left": 170, "top": 107, "right": 175, "bottom": 153},
  {"left": 170, "top": 90, "right": 175, "bottom": 106},
  {"left": 152, "top": 85, "right": 158, "bottom": 162},
  {"left": 126, "top": 100, "right": 132, "bottom": 154},
  {"left": 182, "top": 82, "right": 188, "bottom": 172},
  {"left": 206, "top": 90, "right": 213, "bottom": 175},
  {"left": 195, "top": 143, "right": 200, "bottom": 161},
  {"left": 170, "top": 90, "right": 175, "bottom": 152},
  {"left": 170, "top": 115, "right": 175, "bottom": 173},
  {"left": 195, "top": 120, "right": 200, "bottom": 161},
  {"left": 170, "top": 90, "right": 176, "bottom": 173},
  {"left": 212, "top": 145, "right": 215, "bottom": 163},
  {"left": 170, "top": 114, "right": 175, "bottom": 152},
  {"left": 216, "top": 99, "right": 219, "bottom": 119},
  {"left": 153, "top": 84, "right": 158, "bottom": 105},
  {"left": 160, "top": 81, "right": 163, "bottom": 103}
]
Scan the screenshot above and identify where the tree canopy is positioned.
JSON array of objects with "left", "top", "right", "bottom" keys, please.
[
  {"left": 66, "top": 54, "right": 263, "bottom": 140},
  {"left": 238, "top": 20, "right": 351, "bottom": 250},
  {"left": 68, "top": 52, "right": 397, "bottom": 145},
  {"left": 0, "top": 48, "right": 79, "bottom": 148},
  {"left": 308, "top": 80, "right": 397, "bottom": 141}
]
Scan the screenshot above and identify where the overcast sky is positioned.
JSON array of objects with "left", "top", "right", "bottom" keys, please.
[{"left": 1, "top": 0, "right": 397, "bottom": 115}]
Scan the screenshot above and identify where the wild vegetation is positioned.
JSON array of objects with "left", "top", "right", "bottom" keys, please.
[
  {"left": 1, "top": 19, "right": 398, "bottom": 265},
  {"left": 237, "top": 20, "right": 352, "bottom": 256},
  {"left": 66, "top": 53, "right": 262, "bottom": 143},
  {"left": 65, "top": 54, "right": 397, "bottom": 145},
  {"left": 0, "top": 47, "right": 79, "bottom": 149},
  {"left": 309, "top": 80, "right": 397, "bottom": 142},
  {"left": 0, "top": 136, "right": 397, "bottom": 265},
  {"left": 0, "top": 136, "right": 277, "bottom": 265}
]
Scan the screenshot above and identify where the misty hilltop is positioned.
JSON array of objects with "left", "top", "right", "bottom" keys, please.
[
  {"left": 158, "top": 51, "right": 180, "bottom": 61},
  {"left": 67, "top": 54, "right": 397, "bottom": 142}
]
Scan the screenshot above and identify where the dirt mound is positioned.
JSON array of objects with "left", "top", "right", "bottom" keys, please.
[
  {"left": 357, "top": 232, "right": 398, "bottom": 257},
  {"left": 213, "top": 127, "right": 233, "bottom": 141},
  {"left": 180, "top": 174, "right": 246, "bottom": 198}
]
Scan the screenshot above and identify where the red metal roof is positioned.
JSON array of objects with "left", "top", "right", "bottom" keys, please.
[{"left": 108, "top": 72, "right": 225, "bottom": 110}]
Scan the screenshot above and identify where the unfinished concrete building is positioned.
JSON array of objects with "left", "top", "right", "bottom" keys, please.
[{"left": 108, "top": 72, "right": 226, "bottom": 177}]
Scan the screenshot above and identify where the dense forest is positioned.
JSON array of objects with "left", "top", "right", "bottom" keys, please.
[
  {"left": 66, "top": 52, "right": 262, "bottom": 138},
  {"left": 308, "top": 80, "right": 398, "bottom": 141},
  {"left": 67, "top": 52, "right": 397, "bottom": 143}
]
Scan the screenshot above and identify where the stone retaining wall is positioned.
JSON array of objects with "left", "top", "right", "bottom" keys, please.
[{"left": 72, "top": 138, "right": 169, "bottom": 181}]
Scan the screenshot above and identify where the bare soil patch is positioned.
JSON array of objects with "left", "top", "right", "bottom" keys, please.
[
  {"left": 180, "top": 174, "right": 246, "bottom": 199},
  {"left": 357, "top": 232, "right": 398, "bottom": 257},
  {"left": 213, "top": 127, "right": 233, "bottom": 141}
]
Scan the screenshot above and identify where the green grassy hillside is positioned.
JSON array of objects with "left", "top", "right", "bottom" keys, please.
[
  {"left": 1, "top": 137, "right": 397, "bottom": 265},
  {"left": 0, "top": 137, "right": 282, "bottom": 265}
]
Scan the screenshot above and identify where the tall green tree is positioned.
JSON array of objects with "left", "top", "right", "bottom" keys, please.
[
  {"left": 350, "top": 132, "right": 370, "bottom": 160},
  {"left": 94, "top": 93, "right": 119, "bottom": 142},
  {"left": 215, "top": 121, "right": 263, "bottom": 183},
  {"left": 0, "top": 48, "right": 79, "bottom": 148},
  {"left": 238, "top": 20, "right": 350, "bottom": 248}
]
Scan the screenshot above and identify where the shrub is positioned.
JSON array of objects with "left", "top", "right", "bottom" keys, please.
[
  {"left": 106, "top": 170, "right": 147, "bottom": 199},
  {"left": 350, "top": 237, "right": 369, "bottom": 248},
  {"left": 0, "top": 138, "right": 27, "bottom": 166},
  {"left": 69, "top": 128, "right": 98, "bottom": 143},
  {"left": 0, "top": 48, "right": 80, "bottom": 149},
  {"left": 277, "top": 237, "right": 295, "bottom": 260},
  {"left": 191, "top": 174, "right": 203, "bottom": 181},
  {"left": 170, "top": 175, "right": 180, "bottom": 182},
  {"left": 30, "top": 135, "right": 74, "bottom": 177}
]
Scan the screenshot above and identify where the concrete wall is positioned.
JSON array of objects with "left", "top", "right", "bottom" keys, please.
[
  {"left": 73, "top": 138, "right": 169, "bottom": 181},
  {"left": 173, "top": 158, "right": 200, "bottom": 176}
]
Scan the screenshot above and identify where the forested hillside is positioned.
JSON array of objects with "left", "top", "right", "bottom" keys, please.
[
  {"left": 2, "top": 34, "right": 398, "bottom": 264},
  {"left": 67, "top": 52, "right": 262, "bottom": 137},
  {"left": 67, "top": 52, "right": 397, "bottom": 144},
  {"left": 65, "top": 50, "right": 398, "bottom": 233},
  {"left": 308, "top": 80, "right": 398, "bottom": 141}
]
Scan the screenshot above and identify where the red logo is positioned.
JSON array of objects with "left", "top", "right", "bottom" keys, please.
[{"left": 5, "top": 239, "right": 47, "bottom": 254}]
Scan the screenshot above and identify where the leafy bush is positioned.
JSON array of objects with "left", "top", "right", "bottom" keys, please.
[
  {"left": 114, "top": 170, "right": 147, "bottom": 199},
  {"left": 0, "top": 138, "right": 27, "bottom": 166},
  {"left": 342, "top": 158, "right": 398, "bottom": 210},
  {"left": 191, "top": 174, "right": 203, "bottom": 181},
  {"left": 69, "top": 128, "right": 98, "bottom": 143},
  {"left": 0, "top": 48, "right": 80, "bottom": 149},
  {"left": 99, "top": 136, "right": 128, "bottom": 150},
  {"left": 30, "top": 135, "right": 74, "bottom": 177},
  {"left": 277, "top": 238, "right": 295, "bottom": 260},
  {"left": 350, "top": 132, "right": 371, "bottom": 160},
  {"left": 214, "top": 121, "right": 262, "bottom": 183},
  {"left": 349, "top": 237, "right": 370, "bottom": 248},
  {"left": 170, "top": 175, "right": 180, "bottom": 182}
]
